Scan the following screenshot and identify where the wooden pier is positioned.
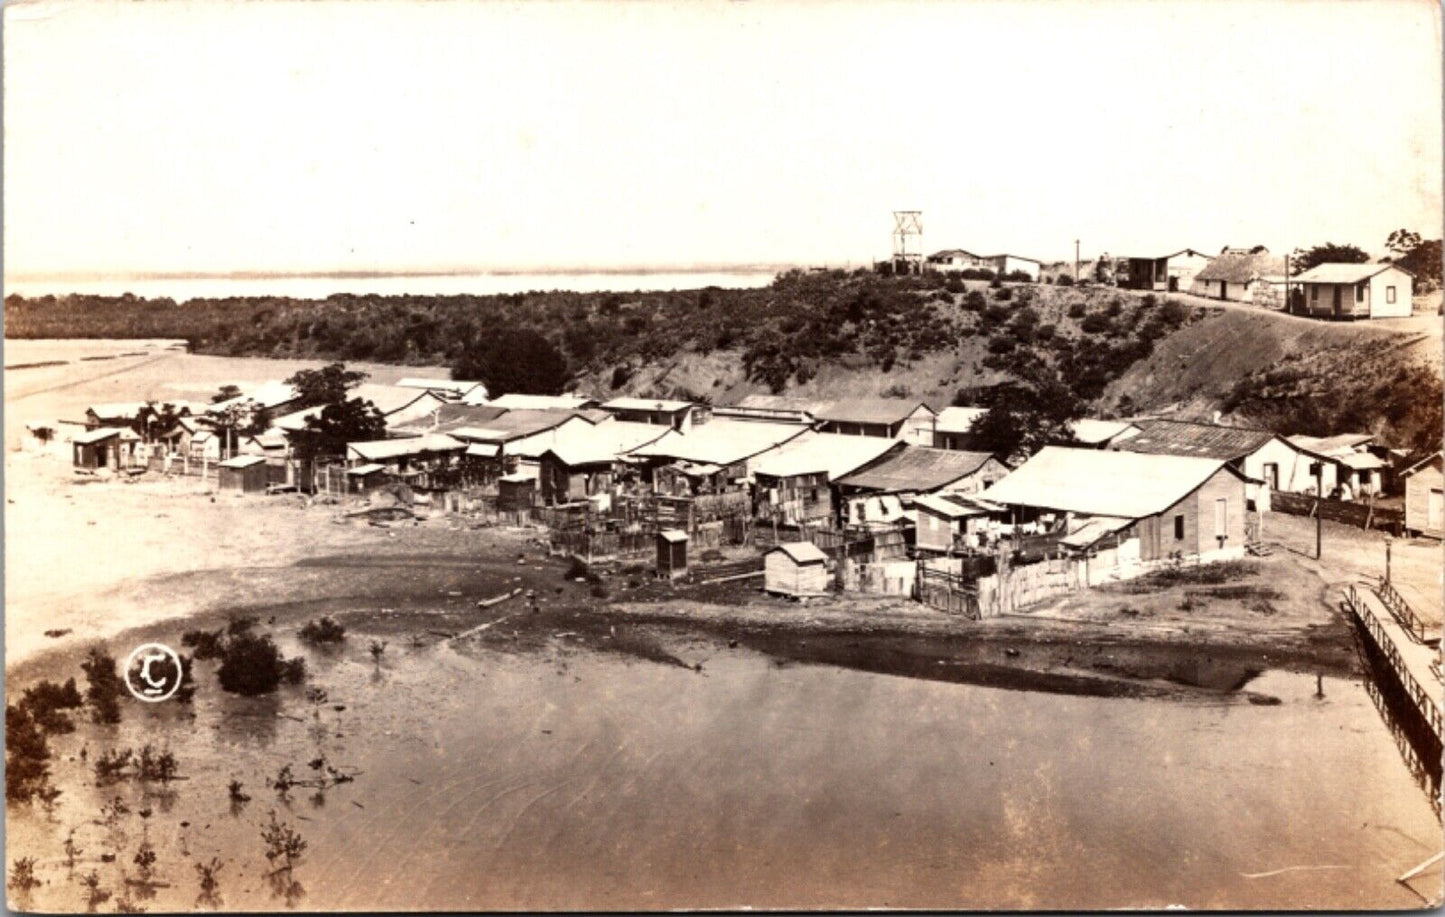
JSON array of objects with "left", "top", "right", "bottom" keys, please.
[{"left": 1344, "top": 580, "right": 1443, "bottom": 750}]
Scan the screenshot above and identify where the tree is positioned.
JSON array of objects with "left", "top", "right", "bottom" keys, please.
[
  {"left": 287, "top": 398, "right": 386, "bottom": 464},
  {"left": 211, "top": 385, "right": 243, "bottom": 405},
  {"left": 1290, "top": 243, "right": 1368, "bottom": 274},
  {"left": 132, "top": 402, "right": 183, "bottom": 444},
  {"left": 451, "top": 328, "right": 569, "bottom": 397},
  {"left": 1385, "top": 229, "right": 1441, "bottom": 292},
  {"left": 285, "top": 363, "right": 367, "bottom": 409},
  {"left": 964, "top": 366, "right": 1082, "bottom": 463}
]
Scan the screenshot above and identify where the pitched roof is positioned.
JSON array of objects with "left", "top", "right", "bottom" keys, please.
[
  {"left": 86, "top": 402, "right": 150, "bottom": 420},
  {"left": 208, "top": 380, "right": 300, "bottom": 413},
  {"left": 928, "top": 248, "right": 982, "bottom": 260},
  {"left": 272, "top": 386, "right": 439, "bottom": 432},
  {"left": 74, "top": 426, "right": 131, "bottom": 444},
  {"left": 813, "top": 399, "right": 935, "bottom": 426},
  {"left": 478, "top": 392, "right": 597, "bottom": 410},
  {"left": 768, "top": 542, "right": 828, "bottom": 564},
  {"left": 982, "top": 446, "right": 1241, "bottom": 518},
  {"left": 541, "top": 422, "right": 670, "bottom": 467},
  {"left": 1069, "top": 419, "right": 1141, "bottom": 446},
  {"left": 347, "top": 463, "right": 387, "bottom": 476},
  {"left": 1295, "top": 262, "right": 1409, "bottom": 284},
  {"left": 750, "top": 433, "right": 902, "bottom": 481},
  {"left": 914, "top": 492, "right": 993, "bottom": 519},
  {"left": 600, "top": 397, "right": 694, "bottom": 414},
  {"left": 1287, "top": 433, "right": 1376, "bottom": 457},
  {"left": 1402, "top": 452, "right": 1443, "bottom": 477},
  {"left": 837, "top": 445, "right": 997, "bottom": 493},
  {"left": 395, "top": 378, "right": 486, "bottom": 398},
  {"left": 1060, "top": 515, "right": 1134, "bottom": 548},
  {"left": 217, "top": 454, "right": 267, "bottom": 469},
  {"left": 935, "top": 406, "right": 987, "bottom": 435},
  {"left": 629, "top": 419, "right": 807, "bottom": 466},
  {"left": 347, "top": 434, "right": 465, "bottom": 462},
  {"left": 1111, "top": 419, "right": 1278, "bottom": 461},
  {"left": 1195, "top": 251, "right": 1286, "bottom": 283}
]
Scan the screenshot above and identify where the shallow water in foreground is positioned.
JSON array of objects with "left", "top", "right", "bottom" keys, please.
[{"left": 9, "top": 626, "right": 1440, "bottom": 912}]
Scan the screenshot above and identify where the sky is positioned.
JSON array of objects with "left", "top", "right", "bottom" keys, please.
[{"left": 3, "top": 0, "right": 1442, "bottom": 280}]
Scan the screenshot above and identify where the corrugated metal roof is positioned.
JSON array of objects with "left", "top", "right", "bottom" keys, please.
[
  {"left": 1060, "top": 515, "right": 1134, "bottom": 548},
  {"left": 73, "top": 426, "right": 133, "bottom": 444},
  {"left": 1111, "top": 419, "right": 1277, "bottom": 461},
  {"left": 1294, "top": 262, "right": 1405, "bottom": 284},
  {"left": 1287, "top": 433, "right": 1376, "bottom": 457},
  {"left": 981, "top": 446, "right": 1237, "bottom": 518},
  {"left": 768, "top": 542, "right": 827, "bottom": 564},
  {"left": 914, "top": 493, "right": 991, "bottom": 519},
  {"left": 631, "top": 420, "right": 806, "bottom": 466},
  {"left": 347, "top": 463, "right": 386, "bottom": 475},
  {"left": 814, "top": 399, "right": 935, "bottom": 426},
  {"left": 1069, "top": 419, "right": 1140, "bottom": 446},
  {"left": 1403, "top": 452, "right": 1443, "bottom": 477},
  {"left": 478, "top": 392, "right": 597, "bottom": 410},
  {"left": 601, "top": 397, "right": 694, "bottom": 413},
  {"left": 347, "top": 434, "right": 465, "bottom": 462},
  {"left": 542, "top": 422, "right": 669, "bottom": 467},
  {"left": 837, "top": 445, "right": 996, "bottom": 493},
  {"left": 751, "top": 433, "right": 901, "bottom": 481}
]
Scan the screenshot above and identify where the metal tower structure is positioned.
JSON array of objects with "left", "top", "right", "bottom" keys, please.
[{"left": 892, "top": 210, "right": 923, "bottom": 275}]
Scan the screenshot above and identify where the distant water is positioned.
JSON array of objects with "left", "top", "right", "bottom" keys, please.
[{"left": 3, "top": 269, "right": 781, "bottom": 300}]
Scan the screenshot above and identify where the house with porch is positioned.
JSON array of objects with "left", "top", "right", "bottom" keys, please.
[
  {"left": 1294, "top": 263, "right": 1414, "bottom": 320},
  {"left": 1190, "top": 248, "right": 1287, "bottom": 305},
  {"left": 1111, "top": 419, "right": 1309, "bottom": 504},
  {"left": 1117, "top": 249, "right": 1212, "bottom": 293},
  {"left": 835, "top": 445, "right": 1008, "bottom": 528},
  {"left": 751, "top": 433, "right": 903, "bottom": 527},
  {"left": 1402, "top": 452, "right": 1443, "bottom": 538}
]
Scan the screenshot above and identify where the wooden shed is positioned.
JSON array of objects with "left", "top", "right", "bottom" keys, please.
[
  {"left": 217, "top": 454, "right": 269, "bottom": 494},
  {"left": 346, "top": 463, "right": 390, "bottom": 495},
  {"left": 72, "top": 427, "right": 140, "bottom": 471},
  {"left": 764, "top": 542, "right": 830, "bottom": 597},
  {"left": 656, "top": 529, "right": 688, "bottom": 579},
  {"left": 497, "top": 473, "right": 536, "bottom": 512},
  {"left": 1403, "top": 453, "right": 1443, "bottom": 538}
]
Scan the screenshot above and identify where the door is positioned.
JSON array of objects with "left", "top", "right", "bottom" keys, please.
[
  {"left": 1332, "top": 285, "right": 1342, "bottom": 316},
  {"left": 1213, "top": 498, "right": 1228, "bottom": 545},
  {"left": 1262, "top": 463, "right": 1279, "bottom": 490},
  {"left": 1429, "top": 488, "right": 1444, "bottom": 532}
]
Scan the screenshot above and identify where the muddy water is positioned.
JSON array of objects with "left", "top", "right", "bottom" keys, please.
[{"left": 9, "top": 627, "right": 1441, "bottom": 912}]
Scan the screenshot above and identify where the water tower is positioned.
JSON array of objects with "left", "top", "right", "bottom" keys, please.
[{"left": 891, "top": 210, "right": 923, "bottom": 275}]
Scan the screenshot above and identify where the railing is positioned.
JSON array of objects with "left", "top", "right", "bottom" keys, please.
[
  {"left": 918, "top": 566, "right": 981, "bottom": 618},
  {"left": 1347, "top": 583, "right": 1443, "bottom": 741},
  {"left": 1377, "top": 577, "right": 1433, "bottom": 645}
]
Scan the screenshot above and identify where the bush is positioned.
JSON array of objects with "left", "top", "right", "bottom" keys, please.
[
  {"left": 5, "top": 704, "right": 51, "bottom": 803},
  {"left": 993, "top": 286, "right": 1013, "bottom": 302},
  {"left": 19, "top": 678, "right": 83, "bottom": 734},
  {"left": 962, "top": 290, "right": 988, "bottom": 312},
  {"left": 182, "top": 628, "right": 226, "bottom": 660},
  {"left": 298, "top": 616, "right": 346, "bottom": 646},
  {"left": 1080, "top": 313, "right": 1110, "bottom": 334},
  {"left": 1035, "top": 323, "right": 1057, "bottom": 342},
  {"left": 1066, "top": 302, "right": 1086, "bottom": 319},
  {"left": 81, "top": 648, "right": 124, "bottom": 725},
  {"left": 217, "top": 632, "right": 290, "bottom": 696},
  {"left": 1005, "top": 270, "right": 1034, "bottom": 283},
  {"left": 944, "top": 277, "right": 966, "bottom": 295},
  {"left": 1056, "top": 274, "right": 1075, "bottom": 287},
  {"left": 988, "top": 276, "right": 1003, "bottom": 289}
]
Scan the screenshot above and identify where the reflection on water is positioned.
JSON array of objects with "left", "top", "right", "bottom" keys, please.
[{"left": 7, "top": 639, "right": 1441, "bottom": 911}]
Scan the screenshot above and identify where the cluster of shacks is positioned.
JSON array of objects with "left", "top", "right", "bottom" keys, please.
[{"left": 45, "top": 376, "right": 1438, "bottom": 607}]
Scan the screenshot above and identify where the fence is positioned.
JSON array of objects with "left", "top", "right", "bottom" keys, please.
[
  {"left": 1376, "top": 577, "right": 1433, "bottom": 645},
  {"left": 839, "top": 558, "right": 916, "bottom": 596},
  {"left": 977, "top": 556, "right": 1084, "bottom": 617},
  {"left": 1271, "top": 491, "right": 1405, "bottom": 533},
  {"left": 918, "top": 566, "right": 981, "bottom": 618},
  {"left": 1346, "top": 583, "right": 1444, "bottom": 743},
  {"left": 547, "top": 529, "right": 654, "bottom": 564}
]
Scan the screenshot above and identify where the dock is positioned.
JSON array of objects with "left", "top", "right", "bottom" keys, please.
[{"left": 1344, "top": 580, "right": 1443, "bottom": 750}]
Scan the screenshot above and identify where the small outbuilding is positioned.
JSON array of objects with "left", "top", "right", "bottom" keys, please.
[
  {"left": 217, "top": 454, "right": 269, "bottom": 494},
  {"left": 1402, "top": 452, "right": 1443, "bottom": 538},
  {"left": 346, "top": 463, "right": 390, "bottom": 495},
  {"left": 72, "top": 427, "right": 141, "bottom": 470},
  {"left": 656, "top": 529, "right": 689, "bottom": 580},
  {"left": 497, "top": 472, "right": 537, "bottom": 512},
  {"left": 764, "top": 542, "right": 830, "bottom": 597}
]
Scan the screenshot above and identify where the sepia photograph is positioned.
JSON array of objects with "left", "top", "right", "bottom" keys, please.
[{"left": 3, "top": 0, "right": 1443, "bottom": 911}]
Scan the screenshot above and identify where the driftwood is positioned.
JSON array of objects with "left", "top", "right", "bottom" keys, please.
[
  {"left": 450, "top": 614, "right": 518, "bottom": 642},
  {"left": 476, "top": 587, "right": 523, "bottom": 609}
]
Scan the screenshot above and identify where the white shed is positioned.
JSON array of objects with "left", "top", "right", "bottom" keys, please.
[
  {"left": 764, "top": 542, "right": 830, "bottom": 598},
  {"left": 1295, "top": 263, "right": 1414, "bottom": 319}
]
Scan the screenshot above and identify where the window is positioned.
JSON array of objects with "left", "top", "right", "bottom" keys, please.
[
  {"left": 1387, "top": 286, "right": 1397, "bottom": 304},
  {"left": 1173, "top": 514, "right": 1185, "bottom": 540},
  {"left": 1356, "top": 284, "right": 1365, "bottom": 303},
  {"left": 1310, "top": 285, "right": 1319, "bottom": 301},
  {"left": 1214, "top": 498, "right": 1228, "bottom": 540}
]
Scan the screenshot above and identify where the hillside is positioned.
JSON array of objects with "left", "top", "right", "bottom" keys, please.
[{"left": 5, "top": 273, "right": 1439, "bottom": 449}]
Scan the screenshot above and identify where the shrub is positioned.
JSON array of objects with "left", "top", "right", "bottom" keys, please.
[
  {"left": 1066, "top": 302, "right": 1086, "bottom": 319},
  {"left": 609, "top": 365, "right": 632, "bottom": 390},
  {"left": 217, "top": 632, "right": 289, "bottom": 696},
  {"left": 1104, "top": 298, "right": 1123, "bottom": 317},
  {"left": 988, "top": 276, "right": 1003, "bottom": 289},
  {"left": 298, "top": 616, "right": 346, "bottom": 646},
  {"left": 182, "top": 627, "right": 225, "bottom": 660},
  {"left": 962, "top": 290, "right": 987, "bottom": 312},
  {"left": 20, "top": 678, "right": 83, "bottom": 734},
  {"left": 1056, "top": 274, "right": 1075, "bottom": 287},
  {"left": 944, "top": 277, "right": 966, "bottom": 294},
  {"left": 81, "top": 647, "right": 124, "bottom": 725},
  {"left": 1035, "top": 322, "right": 1057, "bottom": 342},
  {"left": 281, "top": 657, "right": 307, "bottom": 686},
  {"left": 137, "top": 744, "right": 178, "bottom": 783},
  {"left": 993, "top": 286, "right": 1013, "bottom": 302},
  {"left": 1080, "top": 313, "right": 1110, "bottom": 334},
  {"left": 5, "top": 704, "right": 51, "bottom": 803}
]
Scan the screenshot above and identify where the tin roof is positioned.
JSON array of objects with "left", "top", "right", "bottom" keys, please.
[
  {"left": 934, "top": 406, "right": 987, "bottom": 435},
  {"left": 1195, "top": 251, "right": 1286, "bottom": 283},
  {"left": 837, "top": 445, "right": 997, "bottom": 493},
  {"left": 1294, "top": 262, "right": 1408, "bottom": 284},
  {"left": 750, "top": 433, "right": 901, "bottom": 481},
  {"left": 631, "top": 420, "right": 807, "bottom": 466},
  {"left": 478, "top": 392, "right": 598, "bottom": 410},
  {"left": 217, "top": 454, "right": 267, "bottom": 469},
  {"left": 1287, "top": 433, "right": 1376, "bottom": 457},
  {"left": 73, "top": 426, "right": 134, "bottom": 444},
  {"left": 347, "top": 463, "right": 387, "bottom": 476},
  {"left": 768, "top": 542, "right": 827, "bottom": 564},
  {"left": 914, "top": 492, "right": 993, "bottom": 519},
  {"left": 601, "top": 397, "right": 695, "bottom": 414},
  {"left": 1111, "top": 419, "right": 1278, "bottom": 461},
  {"left": 813, "top": 399, "right": 935, "bottom": 426},
  {"left": 347, "top": 434, "right": 465, "bottom": 462},
  {"left": 1069, "top": 419, "right": 1141, "bottom": 446},
  {"left": 982, "top": 446, "right": 1241, "bottom": 518},
  {"left": 542, "top": 422, "right": 670, "bottom": 467}
]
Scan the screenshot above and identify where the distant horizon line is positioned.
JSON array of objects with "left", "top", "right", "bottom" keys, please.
[{"left": 4, "top": 263, "right": 820, "bottom": 284}]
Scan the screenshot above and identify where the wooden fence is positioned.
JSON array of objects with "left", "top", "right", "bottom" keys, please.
[
  {"left": 918, "top": 566, "right": 981, "bottom": 618},
  {"left": 1272, "top": 491, "right": 1405, "bottom": 533}
]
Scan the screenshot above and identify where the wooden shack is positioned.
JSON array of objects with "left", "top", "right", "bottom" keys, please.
[
  {"left": 346, "top": 463, "right": 389, "bottom": 495},
  {"left": 72, "top": 427, "right": 140, "bottom": 471},
  {"left": 217, "top": 454, "right": 269, "bottom": 494},
  {"left": 1403, "top": 452, "right": 1443, "bottom": 538},
  {"left": 497, "top": 473, "right": 536, "bottom": 512},
  {"left": 656, "top": 529, "right": 688, "bottom": 579},
  {"left": 764, "top": 542, "right": 830, "bottom": 597}
]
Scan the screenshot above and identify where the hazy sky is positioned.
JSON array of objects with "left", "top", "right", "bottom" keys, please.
[{"left": 4, "top": 0, "right": 1442, "bottom": 278}]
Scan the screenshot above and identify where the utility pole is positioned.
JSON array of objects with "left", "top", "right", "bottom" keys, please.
[
  {"left": 1314, "top": 461, "right": 1323, "bottom": 559},
  {"left": 1074, "top": 239, "right": 1081, "bottom": 283},
  {"left": 1284, "top": 252, "right": 1291, "bottom": 314},
  {"left": 1385, "top": 536, "right": 1393, "bottom": 584}
]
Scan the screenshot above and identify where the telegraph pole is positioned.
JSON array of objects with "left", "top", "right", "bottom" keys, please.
[
  {"left": 1074, "top": 239, "right": 1081, "bottom": 283},
  {"left": 1314, "top": 461, "right": 1323, "bottom": 559}
]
